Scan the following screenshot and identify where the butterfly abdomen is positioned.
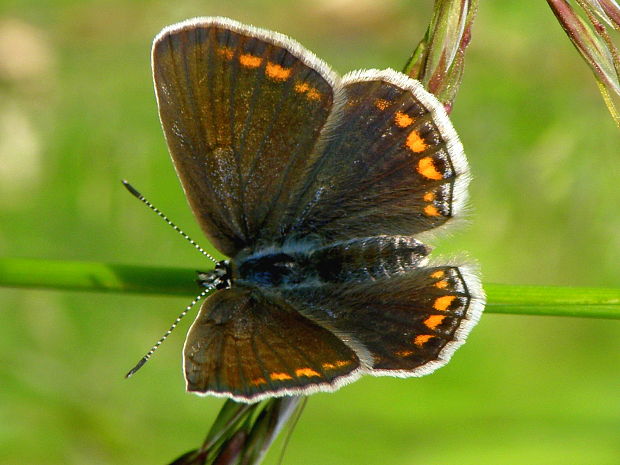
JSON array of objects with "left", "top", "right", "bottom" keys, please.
[
  {"left": 309, "top": 236, "right": 431, "bottom": 283},
  {"left": 233, "top": 235, "right": 432, "bottom": 289}
]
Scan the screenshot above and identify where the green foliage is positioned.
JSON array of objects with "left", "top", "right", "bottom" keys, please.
[{"left": 0, "top": 1, "right": 618, "bottom": 465}]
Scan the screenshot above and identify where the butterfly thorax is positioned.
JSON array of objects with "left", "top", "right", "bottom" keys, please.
[{"left": 225, "top": 240, "right": 319, "bottom": 290}]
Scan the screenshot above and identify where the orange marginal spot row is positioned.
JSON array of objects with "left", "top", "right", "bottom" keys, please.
[
  {"left": 251, "top": 377, "right": 267, "bottom": 386},
  {"left": 407, "top": 131, "right": 429, "bottom": 154},
  {"left": 395, "top": 111, "right": 415, "bottom": 128},
  {"left": 373, "top": 102, "right": 416, "bottom": 130},
  {"left": 416, "top": 156, "right": 442, "bottom": 180},
  {"left": 294, "top": 82, "right": 322, "bottom": 100},
  {"left": 266, "top": 367, "right": 324, "bottom": 383},
  {"left": 269, "top": 372, "right": 293, "bottom": 381},
  {"left": 266, "top": 62, "right": 292, "bottom": 81},
  {"left": 322, "top": 360, "right": 351, "bottom": 370},
  {"left": 422, "top": 189, "right": 447, "bottom": 218},
  {"left": 430, "top": 270, "right": 445, "bottom": 279},
  {"left": 239, "top": 53, "right": 262, "bottom": 68},
  {"left": 370, "top": 98, "right": 431, "bottom": 163},
  {"left": 414, "top": 334, "right": 434, "bottom": 347},
  {"left": 216, "top": 46, "right": 235, "bottom": 60},
  {"left": 295, "top": 367, "right": 320, "bottom": 377},
  {"left": 424, "top": 314, "right": 447, "bottom": 330},
  {"left": 433, "top": 295, "right": 456, "bottom": 311},
  {"left": 423, "top": 191, "right": 436, "bottom": 202},
  {"left": 424, "top": 204, "right": 441, "bottom": 217},
  {"left": 217, "top": 46, "right": 321, "bottom": 98},
  {"left": 374, "top": 98, "right": 390, "bottom": 110},
  {"left": 395, "top": 349, "right": 414, "bottom": 357}
]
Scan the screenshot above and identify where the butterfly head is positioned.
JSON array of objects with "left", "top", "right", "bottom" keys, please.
[{"left": 197, "top": 260, "right": 232, "bottom": 290}]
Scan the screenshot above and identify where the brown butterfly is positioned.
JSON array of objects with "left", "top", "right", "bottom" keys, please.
[{"left": 148, "top": 17, "right": 484, "bottom": 402}]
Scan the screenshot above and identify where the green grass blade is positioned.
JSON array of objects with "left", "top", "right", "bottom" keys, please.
[
  {"left": 0, "top": 257, "right": 198, "bottom": 296},
  {"left": 1, "top": 258, "right": 619, "bottom": 319},
  {"left": 485, "top": 283, "right": 620, "bottom": 319}
]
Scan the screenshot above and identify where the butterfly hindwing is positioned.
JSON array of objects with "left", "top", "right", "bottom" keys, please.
[
  {"left": 281, "top": 245, "right": 484, "bottom": 376},
  {"left": 183, "top": 288, "right": 361, "bottom": 402},
  {"left": 153, "top": 18, "right": 338, "bottom": 256}
]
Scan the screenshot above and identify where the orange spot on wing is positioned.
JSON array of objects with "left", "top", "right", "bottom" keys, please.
[
  {"left": 266, "top": 62, "right": 292, "bottom": 81},
  {"left": 434, "top": 280, "right": 448, "bottom": 289},
  {"left": 416, "top": 156, "right": 443, "bottom": 180},
  {"left": 270, "top": 372, "right": 293, "bottom": 381},
  {"left": 295, "top": 82, "right": 309, "bottom": 93},
  {"left": 414, "top": 334, "right": 434, "bottom": 347},
  {"left": 251, "top": 377, "right": 267, "bottom": 386},
  {"left": 217, "top": 47, "right": 234, "bottom": 60},
  {"left": 423, "top": 191, "right": 436, "bottom": 202},
  {"left": 424, "top": 315, "right": 447, "bottom": 330},
  {"left": 424, "top": 205, "right": 441, "bottom": 217},
  {"left": 294, "top": 82, "right": 321, "bottom": 100},
  {"left": 407, "top": 131, "right": 429, "bottom": 153},
  {"left": 295, "top": 367, "right": 321, "bottom": 378},
  {"left": 239, "top": 53, "right": 262, "bottom": 68},
  {"left": 396, "top": 350, "right": 414, "bottom": 357},
  {"left": 430, "top": 270, "right": 445, "bottom": 279},
  {"left": 374, "top": 99, "right": 390, "bottom": 110},
  {"left": 322, "top": 360, "right": 351, "bottom": 370},
  {"left": 306, "top": 88, "right": 321, "bottom": 100},
  {"left": 395, "top": 111, "right": 415, "bottom": 128},
  {"left": 434, "top": 295, "right": 456, "bottom": 311}
]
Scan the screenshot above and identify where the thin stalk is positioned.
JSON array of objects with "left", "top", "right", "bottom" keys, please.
[
  {"left": 0, "top": 257, "right": 197, "bottom": 296},
  {"left": 167, "top": 398, "right": 305, "bottom": 465},
  {"left": 0, "top": 257, "right": 619, "bottom": 319},
  {"left": 404, "top": 0, "right": 478, "bottom": 111},
  {"left": 548, "top": 0, "right": 620, "bottom": 126}
]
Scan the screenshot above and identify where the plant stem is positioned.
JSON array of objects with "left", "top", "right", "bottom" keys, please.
[
  {"left": 0, "top": 257, "right": 196, "bottom": 296},
  {"left": 1, "top": 257, "right": 619, "bottom": 319}
]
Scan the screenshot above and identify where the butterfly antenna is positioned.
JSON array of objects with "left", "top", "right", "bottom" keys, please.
[
  {"left": 122, "top": 180, "right": 218, "bottom": 264},
  {"left": 125, "top": 287, "right": 211, "bottom": 378}
]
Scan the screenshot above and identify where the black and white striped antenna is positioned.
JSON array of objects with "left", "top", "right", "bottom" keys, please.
[
  {"left": 125, "top": 287, "right": 210, "bottom": 378},
  {"left": 121, "top": 180, "right": 217, "bottom": 377},
  {"left": 122, "top": 180, "right": 217, "bottom": 263}
]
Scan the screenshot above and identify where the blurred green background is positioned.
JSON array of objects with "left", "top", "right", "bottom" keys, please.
[{"left": 1, "top": 0, "right": 619, "bottom": 464}]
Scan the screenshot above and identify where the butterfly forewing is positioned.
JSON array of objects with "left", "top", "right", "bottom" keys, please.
[
  {"left": 276, "top": 70, "right": 468, "bottom": 243},
  {"left": 153, "top": 18, "right": 337, "bottom": 256}
]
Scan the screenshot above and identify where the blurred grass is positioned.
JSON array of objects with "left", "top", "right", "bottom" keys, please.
[{"left": 0, "top": 1, "right": 619, "bottom": 465}]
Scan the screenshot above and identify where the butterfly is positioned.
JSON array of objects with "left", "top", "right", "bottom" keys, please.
[{"left": 150, "top": 17, "right": 485, "bottom": 403}]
